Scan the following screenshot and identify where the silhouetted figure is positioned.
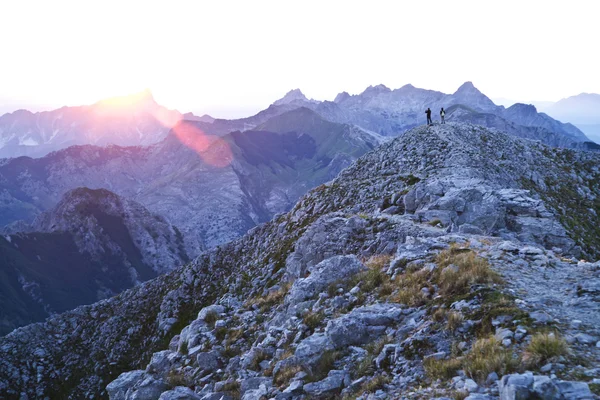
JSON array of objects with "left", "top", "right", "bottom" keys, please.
[
  {"left": 425, "top": 108, "right": 432, "bottom": 125},
  {"left": 440, "top": 107, "right": 445, "bottom": 124}
]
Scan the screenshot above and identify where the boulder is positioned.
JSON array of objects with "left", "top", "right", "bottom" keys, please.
[
  {"left": 158, "top": 387, "right": 202, "bottom": 400},
  {"left": 302, "top": 370, "right": 348, "bottom": 397},
  {"left": 107, "top": 370, "right": 145, "bottom": 400},
  {"left": 287, "top": 255, "right": 366, "bottom": 305}
]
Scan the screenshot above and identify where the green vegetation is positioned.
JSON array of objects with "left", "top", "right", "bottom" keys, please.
[
  {"left": 524, "top": 333, "right": 569, "bottom": 368},
  {"left": 463, "top": 336, "right": 519, "bottom": 384},
  {"left": 303, "top": 310, "right": 326, "bottom": 331},
  {"left": 424, "top": 357, "right": 463, "bottom": 380}
]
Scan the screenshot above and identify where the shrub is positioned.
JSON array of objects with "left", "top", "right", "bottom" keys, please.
[
  {"left": 463, "top": 336, "right": 519, "bottom": 383},
  {"left": 246, "top": 283, "right": 291, "bottom": 313},
  {"left": 524, "top": 333, "right": 569, "bottom": 367},
  {"left": 204, "top": 310, "right": 219, "bottom": 327}
]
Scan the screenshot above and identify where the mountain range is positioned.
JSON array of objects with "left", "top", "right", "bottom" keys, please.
[
  {"left": 540, "top": 93, "right": 600, "bottom": 143},
  {"left": 1, "top": 123, "right": 598, "bottom": 399},
  {"left": 1, "top": 83, "right": 597, "bottom": 161},
  {"left": 0, "top": 90, "right": 181, "bottom": 158}
]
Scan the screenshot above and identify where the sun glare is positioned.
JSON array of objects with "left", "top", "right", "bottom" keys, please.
[{"left": 172, "top": 122, "right": 233, "bottom": 168}]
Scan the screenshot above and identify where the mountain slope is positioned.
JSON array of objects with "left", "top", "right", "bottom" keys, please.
[
  {"left": 0, "top": 123, "right": 598, "bottom": 399},
  {"left": 0, "top": 109, "right": 383, "bottom": 255},
  {"left": 0, "top": 90, "right": 182, "bottom": 158},
  {"left": 0, "top": 187, "right": 189, "bottom": 335}
]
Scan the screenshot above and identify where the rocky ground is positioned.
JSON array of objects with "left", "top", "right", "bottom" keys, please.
[{"left": 1, "top": 123, "right": 599, "bottom": 399}]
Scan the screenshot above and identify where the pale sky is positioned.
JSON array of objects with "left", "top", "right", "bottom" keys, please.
[{"left": 0, "top": 0, "right": 598, "bottom": 118}]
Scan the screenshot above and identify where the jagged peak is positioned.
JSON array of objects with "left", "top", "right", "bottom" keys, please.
[
  {"left": 272, "top": 89, "right": 309, "bottom": 106},
  {"left": 453, "top": 81, "right": 479, "bottom": 95},
  {"left": 334, "top": 91, "right": 351, "bottom": 103},
  {"left": 360, "top": 84, "right": 391, "bottom": 96}
]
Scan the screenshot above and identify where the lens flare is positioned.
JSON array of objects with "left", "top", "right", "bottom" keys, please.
[{"left": 171, "top": 121, "right": 233, "bottom": 168}]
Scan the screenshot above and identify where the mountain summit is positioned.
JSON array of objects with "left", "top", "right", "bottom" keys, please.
[
  {"left": 1, "top": 123, "right": 598, "bottom": 399},
  {"left": 272, "top": 89, "right": 312, "bottom": 106}
]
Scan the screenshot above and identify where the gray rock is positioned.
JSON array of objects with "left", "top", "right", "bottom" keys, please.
[
  {"left": 302, "top": 370, "right": 348, "bottom": 397},
  {"left": 499, "top": 372, "right": 534, "bottom": 400},
  {"left": 286, "top": 255, "right": 366, "bottom": 305},
  {"left": 464, "top": 378, "right": 479, "bottom": 392},
  {"left": 159, "top": 387, "right": 202, "bottom": 400},
  {"left": 198, "top": 305, "right": 225, "bottom": 321},
  {"left": 532, "top": 376, "right": 560, "bottom": 400},
  {"left": 107, "top": 370, "right": 145, "bottom": 400},
  {"left": 196, "top": 351, "right": 221, "bottom": 372},
  {"left": 128, "top": 376, "right": 169, "bottom": 400},
  {"left": 555, "top": 380, "right": 594, "bottom": 399},
  {"left": 574, "top": 333, "right": 597, "bottom": 345}
]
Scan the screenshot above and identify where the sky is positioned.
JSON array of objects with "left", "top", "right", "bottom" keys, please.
[{"left": 0, "top": 0, "right": 598, "bottom": 118}]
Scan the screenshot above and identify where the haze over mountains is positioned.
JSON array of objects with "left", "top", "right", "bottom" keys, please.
[{"left": 0, "top": 82, "right": 597, "bottom": 160}]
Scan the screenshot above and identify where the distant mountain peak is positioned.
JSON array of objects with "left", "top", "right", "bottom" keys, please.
[
  {"left": 361, "top": 84, "right": 391, "bottom": 96},
  {"left": 334, "top": 91, "right": 351, "bottom": 103},
  {"left": 273, "top": 89, "right": 310, "bottom": 106},
  {"left": 454, "top": 81, "right": 479, "bottom": 95}
]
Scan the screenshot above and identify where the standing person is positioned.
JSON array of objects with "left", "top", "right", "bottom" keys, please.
[
  {"left": 425, "top": 108, "right": 432, "bottom": 125},
  {"left": 440, "top": 107, "right": 445, "bottom": 124}
]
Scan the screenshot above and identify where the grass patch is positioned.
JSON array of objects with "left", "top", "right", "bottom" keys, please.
[
  {"left": 524, "top": 333, "right": 569, "bottom": 368},
  {"left": 274, "top": 364, "right": 304, "bottom": 388},
  {"left": 435, "top": 247, "right": 503, "bottom": 297},
  {"left": 220, "top": 380, "right": 241, "bottom": 398},
  {"left": 447, "top": 311, "right": 464, "bottom": 332},
  {"left": 246, "top": 283, "right": 291, "bottom": 313},
  {"left": 428, "top": 219, "right": 442, "bottom": 227},
  {"left": 463, "top": 336, "right": 519, "bottom": 384},
  {"left": 307, "top": 350, "right": 343, "bottom": 382},
  {"left": 359, "top": 374, "right": 391, "bottom": 394},
  {"left": 303, "top": 310, "right": 326, "bottom": 331},
  {"left": 390, "top": 268, "right": 430, "bottom": 306},
  {"left": 432, "top": 308, "right": 447, "bottom": 323},
  {"left": 204, "top": 310, "right": 219, "bottom": 328},
  {"left": 423, "top": 357, "right": 462, "bottom": 380}
]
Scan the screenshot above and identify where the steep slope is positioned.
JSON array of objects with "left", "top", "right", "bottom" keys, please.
[
  {"left": 0, "top": 90, "right": 182, "bottom": 158},
  {"left": 1, "top": 123, "right": 598, "bottom": 399},
  {"left": 0, "top": 187, "right": 189, "bottom": 335},
  {"left": 0, "top": 109, "right": 383, "bottom": 255}
]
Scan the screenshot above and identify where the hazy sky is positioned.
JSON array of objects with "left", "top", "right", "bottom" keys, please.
[{"left": 0, "top": 0, "right": 597, "bottom": 117}]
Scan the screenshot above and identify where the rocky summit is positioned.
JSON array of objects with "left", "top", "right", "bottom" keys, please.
[{"left": 1, "top": 123, "right": 599, "bottom": 400}]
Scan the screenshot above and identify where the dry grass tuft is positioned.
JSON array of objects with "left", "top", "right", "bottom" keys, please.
[
  {"left": 447, "top": 311, "right": 465, "bottom": 332},
  {"left": 463, "top": 336, "right": 519, "bottom": 383},
  {"left": 435, "top": 247, "right": 503, "bottom": 297},
  {"left": 524, "top": 333, "right": 569, "bottom": 367},
  {"left": 423, "top": 357, "right": 463, "bottom": 380}
]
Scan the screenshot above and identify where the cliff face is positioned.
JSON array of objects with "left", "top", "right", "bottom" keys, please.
[
  {"left": 0, "top": 187, "right": 188, "bottom": 335},
  {"left": 1, "top": 123, "right": 598, "bottom": 399}
]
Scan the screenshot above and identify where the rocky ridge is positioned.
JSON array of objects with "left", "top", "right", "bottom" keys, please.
[{"left": 0, "top": 123, "right": 599, "bottom": 399}]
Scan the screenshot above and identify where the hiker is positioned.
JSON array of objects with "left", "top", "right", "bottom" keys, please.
[
  {"left": 440, "top": 107, "right": 445, "bottom": 124},
  {"left": 425, "top": 108, "right": 432, "bottom": 125}
]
